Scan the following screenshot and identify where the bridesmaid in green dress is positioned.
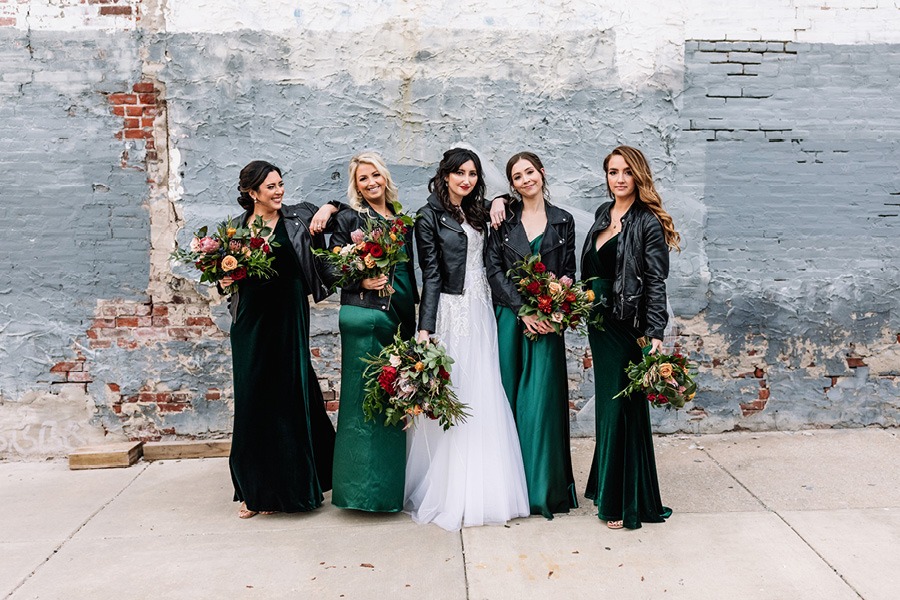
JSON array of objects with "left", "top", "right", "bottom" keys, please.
[
  {"left": 580, "top": 146, "right": 681, "bottom": 529},
  {"left": 485, "top": 152, "right": 578, "bottom": 519},
  {"left": 224, "top": 160, "right": 341, "bottom": 518},
  {"left": 327, "top": 152, "right": 417, "bottom": 512}
]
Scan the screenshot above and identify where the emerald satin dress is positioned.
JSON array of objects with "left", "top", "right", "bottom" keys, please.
[
  {"left": 229, "top": 218, "right": 336, "bottom": 512},
  {"left": 495, "top": 233, "right": 578, "bottom": 519},
  {"left": 583, "top": 234, "right": 671, "bottom": 529},
  {"left": 331, "top": 259, "right": 416, "bottom": 512}
]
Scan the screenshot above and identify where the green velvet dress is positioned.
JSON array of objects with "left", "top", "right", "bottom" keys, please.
[
  {"left": 229, "top": 218, "right": 336, "bottom": 513},
  {"left": 331, "top": 260, "right": 416, "bottom": 512},
  {"left": 495, "top": 233, "right": 578, "bottom": 519},
  {"left": 583, "top": 233, "right": 671, "bottom": 529}
]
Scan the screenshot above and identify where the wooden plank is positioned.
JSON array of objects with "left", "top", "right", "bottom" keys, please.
[
  {"left": 68, "top": 441, "right": 143, "bottom": 470},
  {"left": 142, "top": 439, "right": 231, "bottom": 461}
]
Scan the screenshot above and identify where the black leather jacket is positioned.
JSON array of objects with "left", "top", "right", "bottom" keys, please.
[
  {"left": 580, "top": 201, "right": 669, "bottom": 340},
  {"left": 486, "top": 201, "right": 576, "bottom": 313},
  {"left": 324, "top": 203, "right": 419, "bottom": 312},
  {"left": 228, "top": 202, "right": 332, "bottom": 321},
  {"left": 416, "top": 193, "right": 487, "bottom": 333}
]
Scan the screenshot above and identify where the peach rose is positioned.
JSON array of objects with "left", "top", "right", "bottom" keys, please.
[
  {"left": 221, "top": 255, "right": 239, "bottom": 272},
  {"left": 658, "top": 363, "right": 674, "bottom": 378}
]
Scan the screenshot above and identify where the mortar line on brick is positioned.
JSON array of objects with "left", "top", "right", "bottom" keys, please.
[
  {"left": 701, "top": 449, "right": 864, "bottom": 600},
  {"left": 3, "top": 462, "right": 151, "bottom": 600}
]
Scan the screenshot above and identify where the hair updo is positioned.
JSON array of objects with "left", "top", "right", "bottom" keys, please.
[{"left": 237, "top": 160, "right": 282, "bottom": 210}]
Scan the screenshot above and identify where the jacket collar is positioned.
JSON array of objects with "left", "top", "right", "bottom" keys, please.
[
  {"left": 504, "top": 200, "right": 568, "bottom": 257},
  {"left": 426, "top": 193, "right": 464, "bottom": 232}
]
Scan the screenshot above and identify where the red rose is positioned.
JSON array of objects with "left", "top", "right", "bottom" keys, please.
[
  {"left": 569, "top": 314, "right": 580, "bottom": 325},
  {"left": 537, "top": 296, "right": 553, "bottom": 314},
  {"left": 262, "top": 244, "right": 271, "bottom": 253},
  {"left": 566, "top": 292, "right": 577, "bottom": 303},
  {"left": 648, "top": 394, "right": 657, "bottom": 402},
  {"left": 561, "top": 302, "right": 571, "bottom": 313},
  {"left": 378, "top": 365, "right": 398, "bottom": 395},
  {"left": 658, "top": 395, "right": 669, "bottom": 404},
  {"left": 533, "top": 262, "right": 547, "bottom": 273},
  {"left": 369, "top": 243, "right": 384, "bottom": 258},
  {"left": 438, "top": 366, "right": 450, "bottom": 381},
  {"left": 526, "top": 281, "right": 541, "bottom": 295},
  {"left": 231, "top": 267, "right": 248, "bottom": 281},
  {"left": 249, "top": 237, "right": 264, "bottom": 249}
]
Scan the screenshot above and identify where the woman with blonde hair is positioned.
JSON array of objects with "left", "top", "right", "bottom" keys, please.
[
  {"left": 327, "top": 151, "right": 418, "bottom": 512},
  {"left": 581, "top": 145, "right": 680, "bottom": 529}
]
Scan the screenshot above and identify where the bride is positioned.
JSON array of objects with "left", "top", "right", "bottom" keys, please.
[{"left": 404, "top": 147, "right": 530, "bottom": 531}]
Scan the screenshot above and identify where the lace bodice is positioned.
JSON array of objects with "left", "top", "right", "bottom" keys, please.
[{"left": 435, "top": 222, "right": 492, "bottom": 339}]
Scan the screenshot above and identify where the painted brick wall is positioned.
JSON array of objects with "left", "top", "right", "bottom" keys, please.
[{"left": 1, "top": 1, "right": 898, "bottom": 458}]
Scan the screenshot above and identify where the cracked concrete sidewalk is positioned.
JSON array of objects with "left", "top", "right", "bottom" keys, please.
[{"left": 1, "top": 428, "right": 898, "bottom": 600}]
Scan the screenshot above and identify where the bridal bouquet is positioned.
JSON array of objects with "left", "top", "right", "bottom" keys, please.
[
  {"left": 614, "top": 338, "right": 698, "bottom": 409},
  {"left": 508, "top": 254, "right": 603, "bottom": 340},
  {"left": 314, "top": 214, "right": 416, "bottom": 296},
  {"left": 170, "top": 215, "right": 278, "bottom": 295},
  {"left": 362, "top": 331, "right": 469, "bottom": 431}
]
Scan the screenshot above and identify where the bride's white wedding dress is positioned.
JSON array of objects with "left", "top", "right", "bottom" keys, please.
[{"left": 404, "top": 221, "right": 530, "bottom": 531}]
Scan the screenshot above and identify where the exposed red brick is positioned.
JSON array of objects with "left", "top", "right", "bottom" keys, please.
[
  {"left": 111, "top": 105, "right": 125, "bottom": 117},
  {"left": 0, "top": 18, "right": 16, "bottom": 28},
  {"left": 99, "top": 5, "right": 132, "bottom": 16},
  {"left": 759, "top": 388, "right": 770, "bottom": 400},
  {"left": 132, "top": 81, "right": 155, "bottom": 93},
  {"left": 759, "top": 380, "right": 767, "bottom": 388},
  {"left": 140, "top": 118, "right": 154, "bottom": 128},
  {"left": 137, "top": 93, "right": 156, "bottom": 104},
  {"left": 830, "top": 376, "right": 839, "bottom": 387},
  {"left": 143, "top": 107, "right": 159, "bottom": 117},
  {"left": 124, "top": 129, "right": 149, "bottom": 139},
  {"left": 739, "top": 399, "right": 767, "bottom": 417},
  {"left": 67, "top": 371, "right": 92, "bottom": 383},
  {"left": 50, "top": 361, "right": 78, "bottom": 373},
  {"left": 151, "top": 316, "right": 170, "bottom": 327},
  {"left": 116, "top": 316, "right": 140, "bottom": 327},
  {"left": 157, "top": 403, "right": 188, "bottom": 413},
  {"left": 325, "top": 401, "right": 340, "bottom": 412},
  {"left": 311, "top": 347, "right": 321, "bottom": 358},
  {"left": 754, "top": 367, "right": 765, "bottom": 378},
  {"left": 107, "top": 382, "right": 121, "bottom": 392},
  {"left": 117, "top": 339, "right": 139, "bottom": 350},
  {"left": 206, "top": 388, "right": 221, "bottom": 400},
  {"left": 89, "top": 340, "right": 112, "bottom": 349},
  {"left": 124, "top": 117, "right": 140, "bottom": 129},
  {"left": 582, "top": 355, "right": 592, "bottom": 369},
  {"left": 112, "top": 405, "right": 122, "bottom": 414},
  {"left": 185, "top": 316, "right": 215, "bottom": 327},
  {"left": 846, "top": 357, "right": 866, "bottom": 368},
  {"left": 92, "top": 318, "right": 116, "bottom": 328},
  {"left": 747, "top": 349, "right": 757, "bottom": 356},
  {"left": 145, "top": 139, "right": 156, "bottom": 150},
  {"left": 125, "top": 105, "right": 143, "bottom": 116},
  {"left": 712, "top": 357, "right": 723, "bottom": 367},
  {"left": 151, "top": 304, "right": 169, "bottom": 317}
]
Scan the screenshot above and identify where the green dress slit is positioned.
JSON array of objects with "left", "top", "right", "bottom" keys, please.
[
  {"left": 583, "top": 233, "right": 672, "bottom": 529},
  {"left": 331, "top": 260, "right": 416, "bottom": 512},
  {"left": 229, "top": 218, "right": 336, "bottom": 513},
  {"left": 495, "top": 233, "right": 579, "bottom": 519}
]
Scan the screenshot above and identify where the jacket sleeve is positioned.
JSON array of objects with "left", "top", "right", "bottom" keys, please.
[
  {"left": 415, "top": 207, "right": 441, "bottom": 333},
  {"left": 562, "top": 216, "right": 577, "bottom": 280},
  {"left": 485, "top": 222, "right": 524, "bottom": 313},
  {"left": 641, "top": 215, "right": 670, "bottom": 341}
]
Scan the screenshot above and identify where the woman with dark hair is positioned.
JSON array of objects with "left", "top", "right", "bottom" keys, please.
[
  {"left": 327, "top": 152, "right": 418, "bottom": 512},
  {"left": 223, "top": 160, "right": 340, "bottom": 518},
  {"left": 404, "top": 147, "right": 529, "bottom": 531},
  {"left": 485, "top": 151, "right": 578, "bottom": 519},
  {"left": 581, "top": 146, "right": 680, "bottom": 529}
]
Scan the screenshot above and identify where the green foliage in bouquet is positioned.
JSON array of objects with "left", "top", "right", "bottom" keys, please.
[
  {"left": 171, "top": 215, "right": 280, "bottom": 294},
  {"left": 508, "top": 253, "right": 604, "bottom": 340},
  {"left": 614, "top": 337, "right": 698, "bottom": 409},
  {"left": 362, "top": 330, "right": 469, "bottom": 431}
]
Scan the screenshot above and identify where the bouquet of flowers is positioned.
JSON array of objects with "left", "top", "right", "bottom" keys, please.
[
  {"left": 614, "top": 337, "right": 698, "bottom": 409},
  {"left": 362, "top": 331, "right": 469, "bottom": 431},
  {"left": 508, "top": 254, "right": 603, "bottom": 340},
  {"left": 170, "top": 215, "right": 278, "bottom": 295},
  {"left": 314, "top": 214, "right": 416, "bottom": 296}
]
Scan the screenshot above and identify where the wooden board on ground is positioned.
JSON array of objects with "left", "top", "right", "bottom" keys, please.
[
  {"left": 68, "top": 441, "right": 144, "bottom": 470},
  {"left": 142, "top": 439, "right": 231, "bottom": 461}
]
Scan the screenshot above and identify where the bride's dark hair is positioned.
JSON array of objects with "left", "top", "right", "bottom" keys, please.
[{"left": 427, "top": 148, "right": 489, "bottom": 233}]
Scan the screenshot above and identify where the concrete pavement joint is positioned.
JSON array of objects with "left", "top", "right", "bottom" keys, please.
[
  {"left": 460, "top": 529, "right": 470, "bottom": 600},
  {"left": 2, "top": 462, "right": 151, "bottom": 600},
  {"left": 700, "top": 448, "right": 865, "bottom": 600}
]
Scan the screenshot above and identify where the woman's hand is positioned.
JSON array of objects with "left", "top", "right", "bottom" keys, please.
[
  {"left": 489, "top": 196, "right": 508, "bottom": 230},
  {"left": 417, "top": 330, "right": 431, "bottom": 343},
  {"left": 361, "top": 275, "right": 388, "bottom": 291},
  {"left": 220, "top": 276, "right": 235, "bottom": 289},
  {"left": 310, "top": 203, "right": 338, "bottom": 234},
  {"left": 521, "top": 313, "right": 553, "bottom": 336},
  {"left": 648, "top": 338, "right": 663, "bottom": 354}
]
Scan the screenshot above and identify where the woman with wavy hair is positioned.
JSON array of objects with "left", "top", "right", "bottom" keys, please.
[
  {"left": 327, "top": 152, "right": 418, "bottom": 512},
  {"left": 405, "top": 147, "right": 529, "bottom": 531},
  {"left": 581, "top": 145, "right": 680, "bottom": 529}
]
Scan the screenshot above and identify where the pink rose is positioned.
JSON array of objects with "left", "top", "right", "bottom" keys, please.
[
  {"left": 350, "top": 229, "right": 365, "bottom": 244},
  {"left": 198, "top": 237, "right": 220, "bottom": 253},
  {"left": 189, "top": 237, "right": 202, "bottom": 252},
  {"left": 559, "top": 275, "right": 573, "bottom": 287}
]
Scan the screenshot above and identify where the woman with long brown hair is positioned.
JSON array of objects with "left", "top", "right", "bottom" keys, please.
[{"left": 581, "top": 145, "right": 680, "bottom": 529}]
